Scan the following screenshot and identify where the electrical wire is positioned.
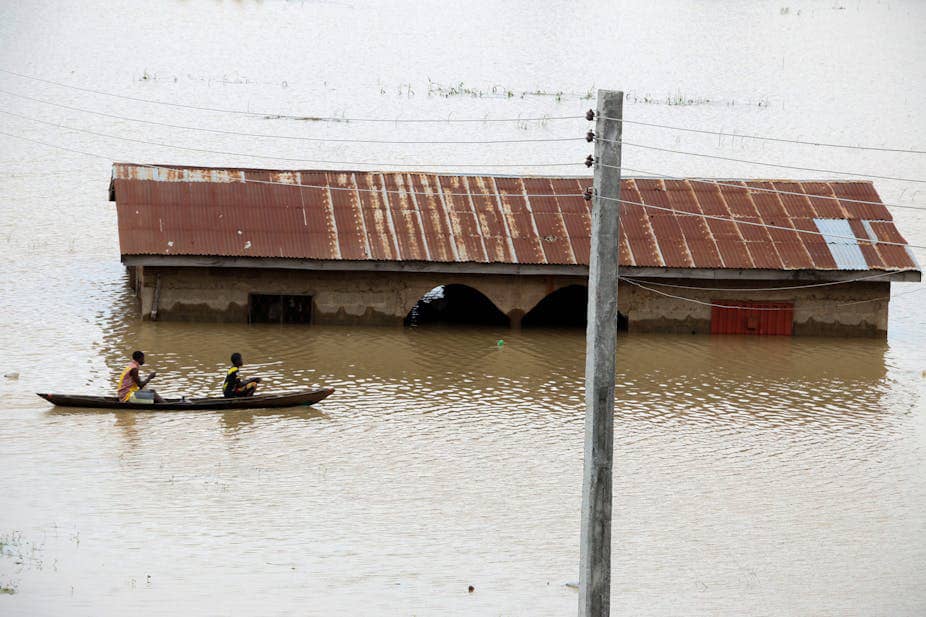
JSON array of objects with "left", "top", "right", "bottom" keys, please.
[
  {"left": 4, "top": 102, "right": 912, "bottom": 209},
  {"left": 0, "top": 109, "right": 584, "bottom": 169},
  {"left": 836, "top": 284, "right": 924, "bottom": 306},
  {"left": 623, "top": 276, "right": 923, "bottom": 310},
  {"left": 0, "top": 130, "right": 589, "bottom": 198},
  {"left": 0, "top": 128, "right": 114, "bottom": 161},
  {"left": 8, "top": 127, "right": 917, "bottom": 310},
  {"left": 617, "top": 164, "right": 926, "bottom": 214},
  {"left": 127, "top": 162, "right": 589, "bottom": 198},
  {"left": 600, "top": 115, "right": 926, "bottom": 155},
  {"left": 6, "top": 81, "right": 924, "bottom": 206},
  {"left": 0, "top": 67, "right": 584, "bottom": 123},
  {"left": 609, "top": 138, "right": 926, "bottom": 184},
  {"left": 619, "top": 277, "right": 798, "bottom": 310},
  {"left": 1, "top": 100, "right": 922, "bottom": 212},
  {"left": 0, "top": 88, "right": 585, "bottom": 145},
  {"left": 1, "top": 125, "right": 924, "bottom": 251},
  {"left": 620, "top": 268, "right": 914, "bottom": 292},
  {"left": 595, "top": 193, "right": 926, "bottom": 250}
]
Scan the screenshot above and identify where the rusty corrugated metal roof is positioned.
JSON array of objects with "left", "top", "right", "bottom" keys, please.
[{"left": 111, "top": 163, "right": 920, "bottom": 272}]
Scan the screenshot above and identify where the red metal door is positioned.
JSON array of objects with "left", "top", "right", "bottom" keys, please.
[{"left": 710, "top": 301, "right": 794, "bottom": 336}]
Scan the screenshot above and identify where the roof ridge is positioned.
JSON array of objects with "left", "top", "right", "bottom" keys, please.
[{"left": 110, "top": 163, "right": 876, "bottom": 184}]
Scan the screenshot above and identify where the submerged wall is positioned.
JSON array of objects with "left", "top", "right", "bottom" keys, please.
[
  {"left": 131, "top": 266, "right": 580, "bottom": 327},
  {"left": 130, "top": 266, "right": 891, "bottom": 337},
  {"left": 623, "top": 278, "right": 890, "bottom": 337}
]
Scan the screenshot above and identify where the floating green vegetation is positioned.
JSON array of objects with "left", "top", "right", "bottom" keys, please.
[
  {"left": 1, "top": 530, "right": 45, "bottom": 572},
  {"left": 624, "top": 90, "right": 770, "bottom": 108},
  {"left": 0, "top": 532, "right": 24, "bottom": 596},
  {"left": 0, "top": 531, "right": 18, "bottom": 555},
  {"left": 136, "top": 69, "right": 292, "bottom": 88},
  {"left": 422, "top": 78, "right": 595, "bottom": 102},
  {"left": 377, "top": 80, "right": 769, "bottom": 108}
]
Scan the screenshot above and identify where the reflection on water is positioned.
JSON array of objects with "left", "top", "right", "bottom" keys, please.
[
  {"left": 2, "top": 255, "right": 924, "bottom": 617},
  {"left": 4, "top": 281, "right": 922, "bottom": 615},
  {"left": 49, "top": 406, "right": 331, "bottom": 432}
]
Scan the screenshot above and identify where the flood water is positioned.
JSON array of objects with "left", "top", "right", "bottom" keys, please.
[{"left": 1, "top": 1, "right": 925, "bottom": 615}]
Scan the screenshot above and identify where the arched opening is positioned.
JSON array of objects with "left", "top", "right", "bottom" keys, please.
[
  {"left": 405, "top": 284, "right": 510, "bottom": 327},
  {"left": 523, "top": 284, "right": 588, "bottom": 328},
  {"left": 522, "top": 285, "right": 628, "bottom": 331}
]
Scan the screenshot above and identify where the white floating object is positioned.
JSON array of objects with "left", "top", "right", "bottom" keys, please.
[{"left": 4, "top": 372, "right": 19, "bottom": 380}]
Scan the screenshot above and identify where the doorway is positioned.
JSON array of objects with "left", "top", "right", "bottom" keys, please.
[{"left": 248, "top": 294, "right": 313, "bottom": 324}]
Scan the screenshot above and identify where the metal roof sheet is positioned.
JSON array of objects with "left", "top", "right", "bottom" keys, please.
[
  {"left": 111, "top": 164, "right": 920, "bottom": 273},
  {"left": 814, "top": 218, "right": 870, "bottom": 270}
]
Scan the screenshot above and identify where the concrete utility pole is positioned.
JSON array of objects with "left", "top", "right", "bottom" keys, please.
[{"left": 579, "top": 89, "right": 623, "bottom": 617}]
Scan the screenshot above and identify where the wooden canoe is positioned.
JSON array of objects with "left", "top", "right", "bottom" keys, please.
[{"left": 36, "top": 387, "right": 335, "bottom": 411}]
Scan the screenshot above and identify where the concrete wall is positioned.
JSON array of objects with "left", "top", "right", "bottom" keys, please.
[
  {"left": 131, "top": 266, "right": 891, "bottom": 337},
  {"left": 620, "top": 278, "right": 890, "bottom": 336}
]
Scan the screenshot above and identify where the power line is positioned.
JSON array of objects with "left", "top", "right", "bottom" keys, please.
[
  {"left": 0, "top": 109, "right": 585, "bottom": 169},
  {"left": 621, "top": 268, "right": 914, "bottom": 292},
  {"left": 0, "top": 128, "right": 114, "bottom": 161},
  {"left": 0, "top": 87, "right": 585, "bottom": 145},
  {"left": 14, "top": 81, "right": 920, "bottom": 209},
  {"left": 596, "top": 193, "right": 926, "bottom": 250},
  {"left": 600, "top": 115, "right": 926, "bottom": 155},
  {"left": 622, "top": 276, "right": 923, "bottom": 310},
  {"left": 611, "top": 139, "right": 926, "bottom": 184},
  {"left": 7, "top": 78, "right": 924, "bottom": 205},
  {"left": 105, "top": 164, "right": 926, "bottom": 250},
  {"left": 11, "top": 84, "right": 921, "bottom": 210},
  {"left": 2, "top": 125, "right": 924, "bottom": 252},
  {"left": 0, "top": 130, "right": 589, "bottom": 198},
  {"left": 0, "top": 168, "right": 86, "bottom": 177},
  {"left": 125, "top": 162, "right": 588, "bottom": 198},
  {"left": 17, "top": 84, "right": 918, "bottom": 209},
  {"left": 617, "top": 164, "right": 926, "bottom": 214},
  {"left": 0, "top": 67, "right": 584, "bottom": 124},
  {"left": 836, "top": 284, "right": 924, "bottom": 306},
  {"left": 619, "top": 277, "right": 798, "bottom": 310},
  {"left": 624, "top": 275, "right": 924, "bottom": 310},
  {"left": 8, "top": 129, "right": 914, "bottom": 312},
  {"left": 12, "top": 93, "right": 917, "bottom": 207}
]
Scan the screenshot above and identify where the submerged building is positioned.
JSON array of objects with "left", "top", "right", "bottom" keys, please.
[{"left": 110, "top": 163, "right": 920, "bottom": 336}]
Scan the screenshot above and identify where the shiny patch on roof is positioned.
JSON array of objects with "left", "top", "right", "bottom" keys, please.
[{"left": 814, "top": 218, "right": 869, "bottom": 270}]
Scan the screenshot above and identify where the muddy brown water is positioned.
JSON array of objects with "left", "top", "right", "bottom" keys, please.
[{"left": 1, "top": 1, "right": 926, "bottom": 615}]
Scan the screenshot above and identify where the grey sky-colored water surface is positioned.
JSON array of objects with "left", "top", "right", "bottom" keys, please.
[{"left": 1, "top": 1, "right": 925, "bottom": 615}]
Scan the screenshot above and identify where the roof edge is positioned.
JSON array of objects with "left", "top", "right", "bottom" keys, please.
[
  {"left": 109, "top": 162, "right": 878, "bottom": 185},
  {"left": 121, "top": 255, "right": 921, "bottom": 282}
]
